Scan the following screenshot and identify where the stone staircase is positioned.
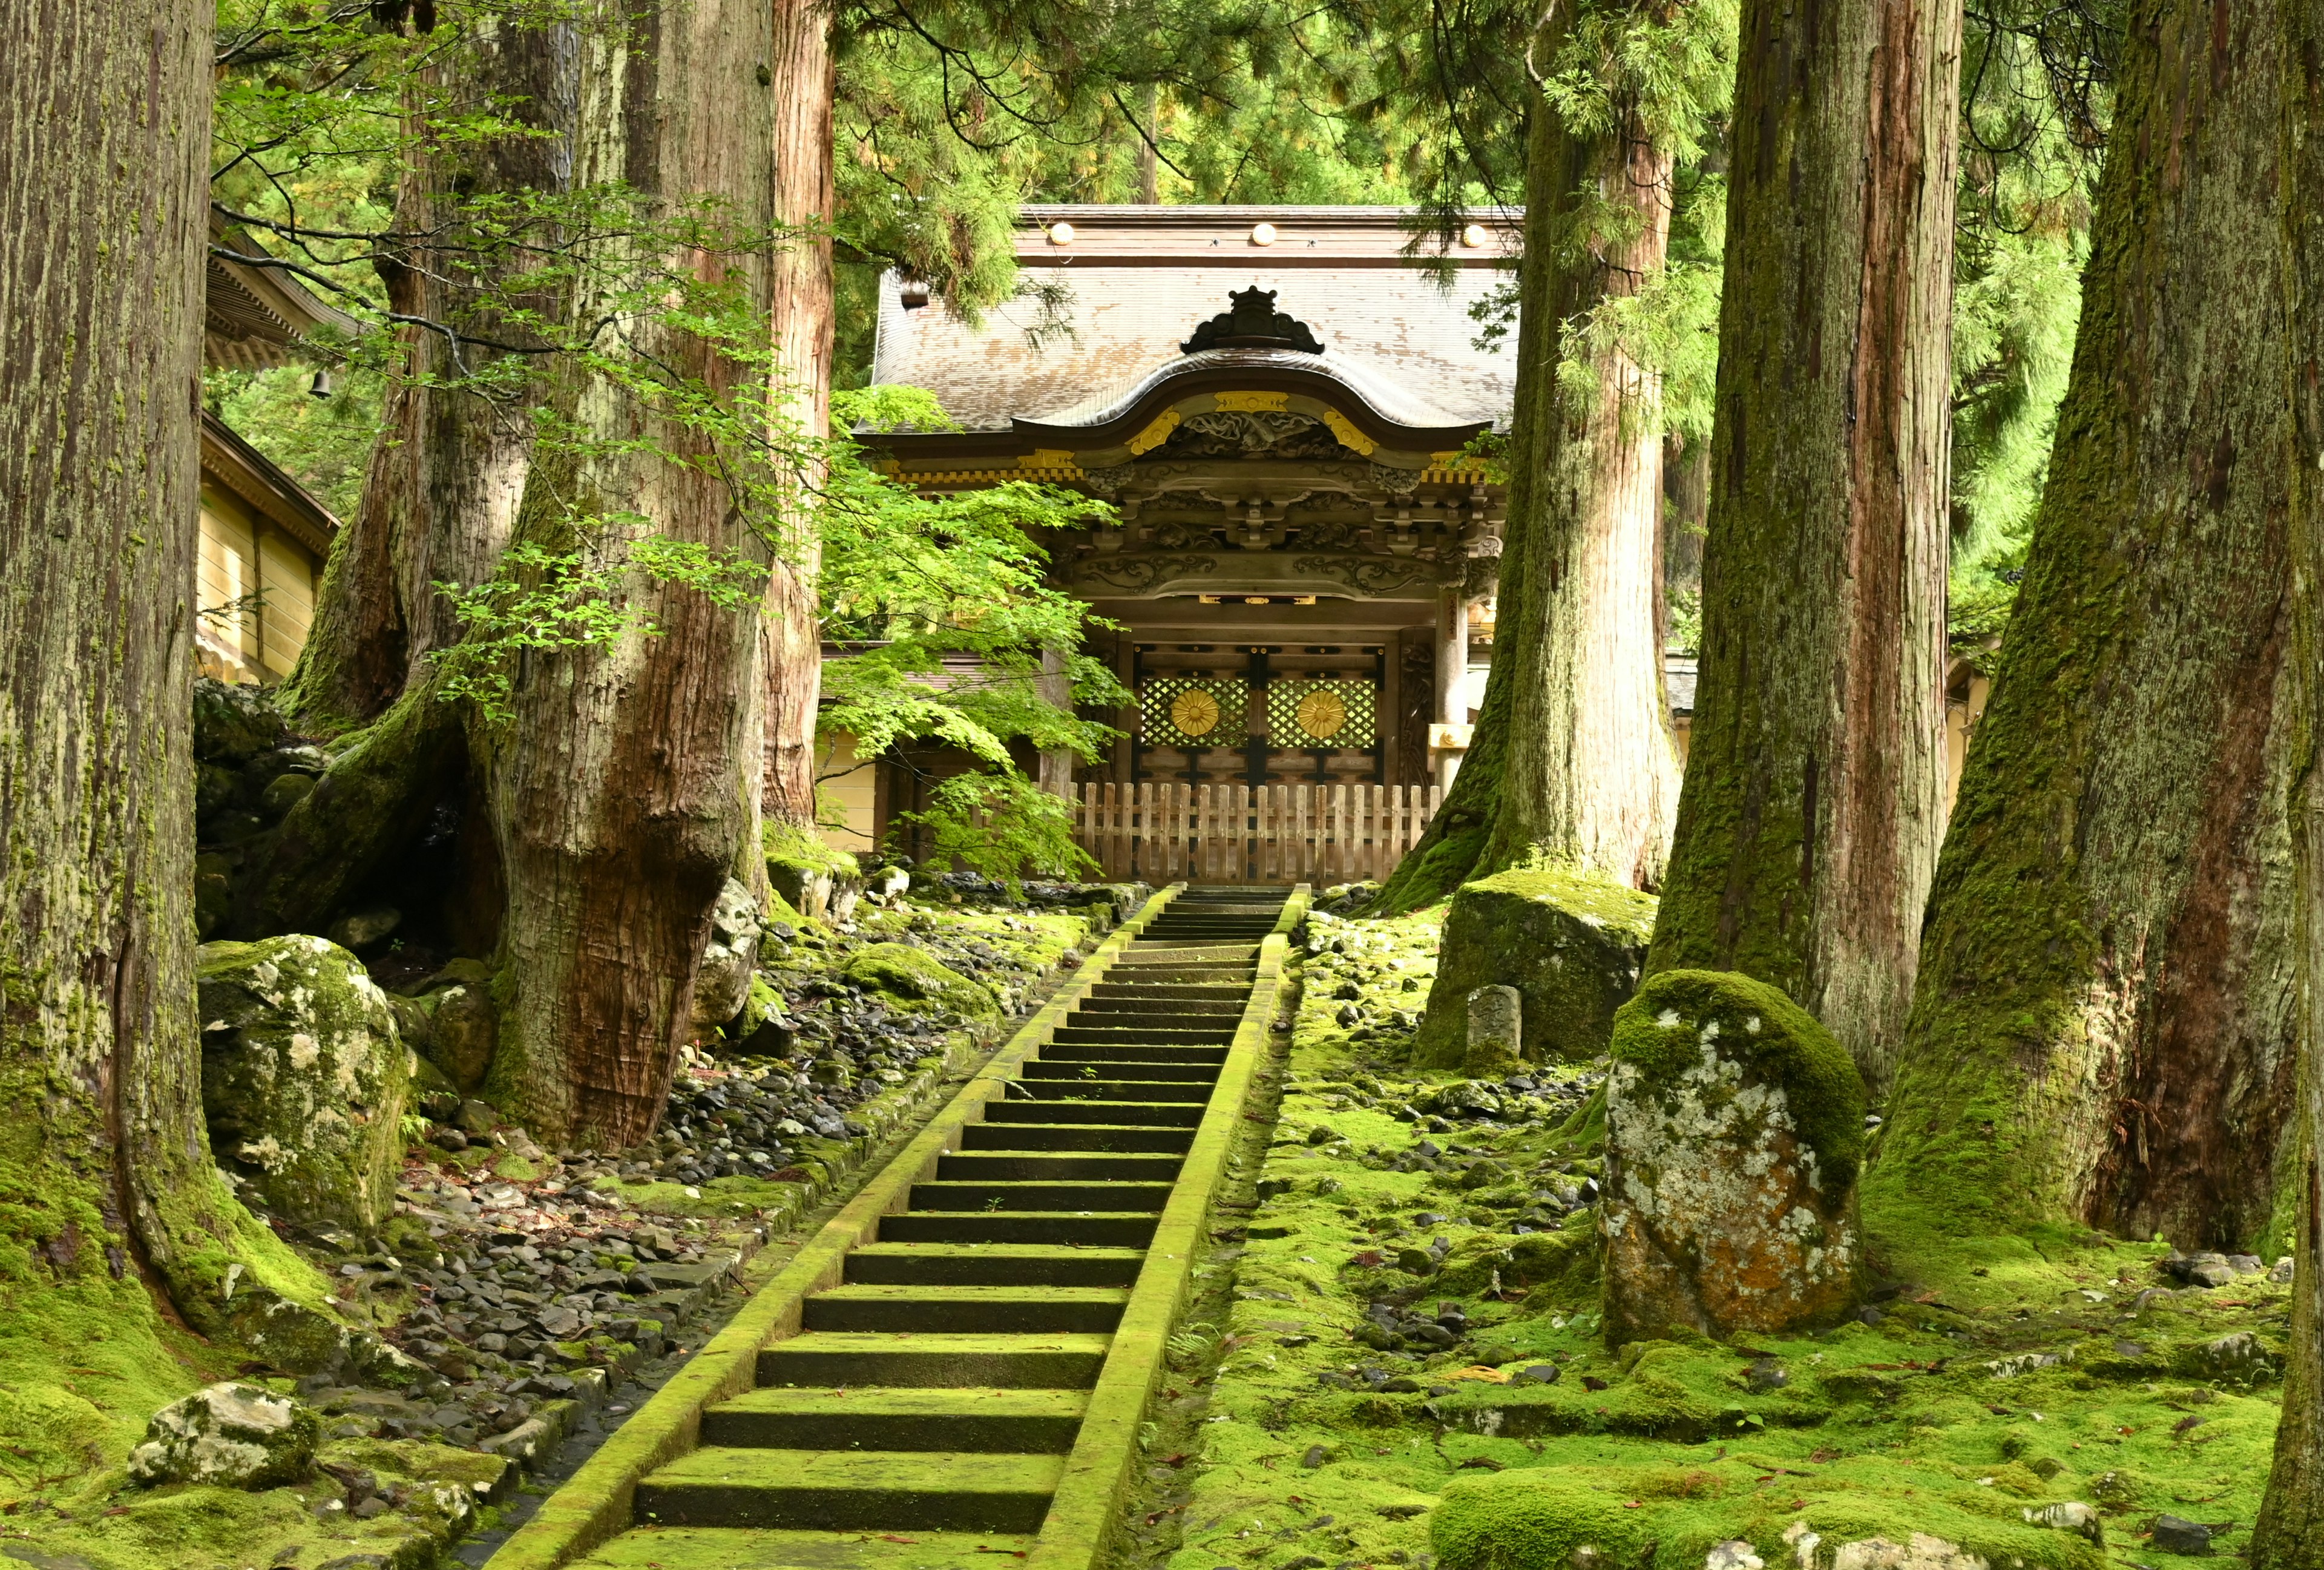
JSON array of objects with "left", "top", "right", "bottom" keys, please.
[{"left": 536, "top": 885, "right": 1296, "bottom": 1568}]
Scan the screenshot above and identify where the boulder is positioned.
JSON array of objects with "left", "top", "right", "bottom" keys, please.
[
  {"left": 198, "top": 936, "right": 410, "bottom": 1230},
  {"left": 324, "top": 905, "right": 400, "bottom": 951},
  {"left": 127, "top": 1383, "right": 320, "bottom": 1488},
  {"left": 1416, "top": 868, "right": 1655, "bottom": 1069},
  {"left": 192, "top": 677, "right": 290, "bottom": 764},
  {"left": 689, "top": 878, "right": 763, "bottom": 1030},
  {"left": 1601, "top": 969, "right": 1866, "bottom": 1344},
  {"left": 842, "top": 942, "right": 999, "bottom": 1019},
  {"left": 411, "top": 962, "right": 498, "bottom": 1093}
]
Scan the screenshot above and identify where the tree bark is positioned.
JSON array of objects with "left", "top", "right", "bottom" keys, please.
[
  {"left": 0, "top": 0, "right": 249, "bottom": 1319},
  {"left": 1869, "top": 0, "right": 2299, "bottom": 1249},
  {"left": 2256, "top": 5, "right": 2324, "bottom": 1552},
  {"left": 284, "top": 11, "right": 575, "bottom": 732},
  {"left": 1643, "top": 0, "right": 1959, "bottom": 1086},
  {"left": 760, "top": 0, "right": 837, "bottom": 831},
  {"left": 1479, "top": 92, "right": 1682, "bottom": 887},
  {"left": 477, "top": 0, "right": 771, "bottom": 1149},
  {"left": 1375, "top": 29, "right": 1688, "bottom": 910}
]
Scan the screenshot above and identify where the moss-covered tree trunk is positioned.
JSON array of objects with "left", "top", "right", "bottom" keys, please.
[
  {"left": 2254, "top": 4, "right": 2324, "bottom": 1552},
  {"left": 286, "top": 14, "right": 574, "bottom": 733},
  {"left": 1869, "top": 0, "right": 2300, "bottom": 1249},
  {"left": 1481, "top": 82, "right": 1683, "bottom": 888},
  {"left": 1644, "top": 0, "right": 1959, "bottom": 1085},
  {"left": 1375, "top": 27, "right": 1686, "bottom": 910},
  {"left": 760, "top": 0, "right": 836, "bottom": 830},
  {"left": 476, "top": 0, "right": 770, "bottom": 1149},
  {"left": 2239, "top": 13, "right": 2322, "bottom": 1553},
  {"left": 0, "top": 0, "right": 258, "bottom": 1324}
]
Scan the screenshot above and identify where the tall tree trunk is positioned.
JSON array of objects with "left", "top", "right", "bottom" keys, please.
[
  {"left": 1374, "top": 27, "right": 1690, "bottom": 911},
  {"left": 479, "top": 0, "right": 771, "bottom": 1148},
  {"left": 1643, "top": 0, "right": 1960, "bottom": 1085},
  {"left": 2256, "top": 6, "right": 2324, "bottom": 1553},
  {"left": 1480, "top": 91, "right": 1682, "bottom": 887},
  {"left": 1868, "top": 0, "right": 2298, "bottom": 1247},
  {"left": 0, "top": 0, "right": 251, "bottom": 1322},
  {"left": 285, "top": 11, "right": 574, "bottom": 732},
  {"left": 760, "top": 0, "right": 836, "bottom": 832}
]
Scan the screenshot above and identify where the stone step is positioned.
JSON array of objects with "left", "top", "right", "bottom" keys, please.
[
  {"left": 1086, "top": 982, "right": 1253, "bottom": 1000},
  {"left": 1016, "top": 1077, "right": 1213, "bottom": 1102},
  {"left": 982, "top": 1099, "right": 1204, "bottom": 1126},
  {"left": 757, "top": 1332, "right": 1112, "bottom": 1389},
  {"left": 700, "top": 1385, "right": 1088, "bottom": 1453},
  {"left": 875, "top": 1210, "right": 1160, "bottom": 1247},
  {"left": 955, "top": 1122, "right": 1194, "bottom": 1154},
  {"left": 570, "top": 1528, "right": 1037, "bottom": 1570},
  {"left": 1037, "top": 1041, "right": 1230, "bottom": 1063},
  {"left": 1048, "top": 1025, "right": 1236, "bottom": 1046},
  {"left": 1075, "top": 996, "right": 1247, "bottom": 1016},
  {"left": 633, "top": 1447, "right": 1062, "bottom": 1532},
  {"left": 843, "top": 1243, "right": 1147, "bottom": 1288},
  {"left": 1023, "top": 1059, "right": 1221, "bottom": 1083},
  {"left": 909, "top": 1180, "right": 1175, "bottom": 1213},
  {"left": 936, "top": 1150, "right": 1185, "bottom": 1182},
  {"left": 803, "top": 1284, "right": 1130, "bottom": 1335}
]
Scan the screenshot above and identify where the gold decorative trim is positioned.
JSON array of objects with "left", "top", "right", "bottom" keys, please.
[
  {"left": 1320, "top": 407, "right": 1377, "bottom": 456},
  {"left": 1213, "top": 390, "right": 1290, "bottom": 413},
  {"left": 1127, "top": 408, "right": 1182, "bottom": 455},
  {"left": 1020, "top": 448, "right": 1080, "bottom": 469},
  {"left": 904, "top": 467, "right": 1087, "bottom": 486}
]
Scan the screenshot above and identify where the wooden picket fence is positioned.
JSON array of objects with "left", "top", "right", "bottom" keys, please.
[{"left": 1073, "top": 781, "right": 1441, "bottom": 885}]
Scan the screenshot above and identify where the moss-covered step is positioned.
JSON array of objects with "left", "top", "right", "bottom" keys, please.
[
  {"left": 755, "top": 1332, "right": 1111, "bottom": 1388},
  {"left": 633, "top": 1448, "right": 1063, "bottom": 1532},
  {"left": 699, "top": 1385, "right": 1089, "bottom": 1453},
  {"left": 875, "top": 1209, "right": 1163, "bottom": 1246},
  {"left": 1075, "top": 996, "right": 1247, "bottom": 1015},
  {"left": 1023, "top": 1057, "right": 1223, "bottom": 1082},
  {"left": 934, "top": 1150, "right": 1187, "bottom": 1181},
  {"left": 954, "top": 1123, "right": 1195, "bottom": 1153},
  {"left": 907, "top": 1180, "right": 1177, "bottom": 1212},
  {"left": 842, "top": 1243, "right": 1148, "bottom": 1287},
  {"left": 1086, "top": 982, "right": 1253, "bottom": 1000},
  {"left": 1047, "top": 1024, "right": 1237, "bottom": 1046},
  {"left": 981, "top": 1099, "right": 1204, "bottom": 1126},
  {"left": 1016, "top": 1078, "right": 1213, "bottom": 1103},
  {"left": 1036, "top": 1040, "right": 1233, "bottom": 1062},
  {"left": 570, "top": 1526, "right": 1039, "bottom": 1570},
  {"left": 801, "top": 1284, "right": 1131, "bottom": 1334},
  {"left": 1097, "top": 966, "right": 1256, "bottom": 984}
]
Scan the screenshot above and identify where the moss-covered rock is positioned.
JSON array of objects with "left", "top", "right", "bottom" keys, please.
[
  {"left": 1603, "top": 970, "right": 1866, "bottom": 1345},
  {"left": 197, "top": 936, "right": 410, "bottom": 1231},
  {"left": 1417, "top": 868, "right": 1656, "bottom": 1069},
  {"left": 126, "top": 1383, "right": 319, "bottom": 1489},
  {"left": 765, "top": 821, "right": 861, "bottom": 921},
  {"left": 842, "top": 942, "right": 999, "bottom": 1019},
  {"left": 192, "top": 676, "right": 290, "bottom": 764}
]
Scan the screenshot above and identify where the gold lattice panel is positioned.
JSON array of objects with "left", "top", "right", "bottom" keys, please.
[
  {"left": 1141, "top": 678, "right": 1248, "bottom": 747},
  {"left": 1269, "top": 678, "right": 1376, "bottom": 748}
]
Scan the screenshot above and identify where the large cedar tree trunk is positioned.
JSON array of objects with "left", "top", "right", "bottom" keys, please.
[
  {"left": 0, "top": 1, "right": 251, "bottom": 1320},
  {"left": 1643, "top": 0, "right": 1959, "bottom": 1085},
  {"left": 1374, "top": 41, "right": 1684, "bottom": 909},
  {"left": 286, "top": 13, "right": 575, "bottom": 732},
  {"left": 1869, "top": 0, "right": 2299, "bottom": 1248},
  {"left": 2256, "top": 3, "right": 2324, "bottom": 1551},
  {"left": 477, "top": 0, "right": 772, "bottom": 1147},
  {"left": 760, "top": 0, "right": 837, "bottom": 830}
]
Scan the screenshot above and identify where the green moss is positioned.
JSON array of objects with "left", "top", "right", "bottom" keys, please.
[
  {"left": 1610, "top": 970, "right": 1865, "bottom": 1189},
  {"left": 842, "top": 943, "right": 999, "bottom": 1019}
]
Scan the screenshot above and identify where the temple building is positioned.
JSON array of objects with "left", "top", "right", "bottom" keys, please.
[{"left": 845, "top": 206, "right": 1519, "bottom": 871}]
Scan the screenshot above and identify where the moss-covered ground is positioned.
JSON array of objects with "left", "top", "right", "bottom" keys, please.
[{"left": 1127, "top": 905, "right": 2291, "bottom": 1570}]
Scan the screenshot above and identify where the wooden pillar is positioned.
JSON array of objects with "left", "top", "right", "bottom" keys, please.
[
  {"left": 1038, "top": 642, "right": 1074, "bottom": 796},
  {"left": 1436, "top": 580, "right": 1469, "bottom": 790}
]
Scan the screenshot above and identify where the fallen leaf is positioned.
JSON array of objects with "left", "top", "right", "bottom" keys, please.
[{"left": 1441, "top": 1365, "right": 1512, "bottom": 1384}]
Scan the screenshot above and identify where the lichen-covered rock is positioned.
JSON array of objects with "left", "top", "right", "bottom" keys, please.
[
  {"left": 689, "top": 878, "right": 763, "bottom": 1029},
  {"left": 199, "top": 936, "right": 410, "bottom": 1230},
  {"left": 127, "top": 1382, "right": 320, "bottom": 1488},
  {"left": 1417, "top": 868, "right": 1656, "bottom": 1068},
  {"left": 842, "top": 942, "right": 999, "bottom": 1019},
  {"left": 1602, "top": 969, "right": 1866, "bottom": 1344},
  {"left": 394, "top": 960, "right": 499, "bottom": 1092},
  {"left": 193, "top": 675, "right": 291, "bottom": 764}
]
